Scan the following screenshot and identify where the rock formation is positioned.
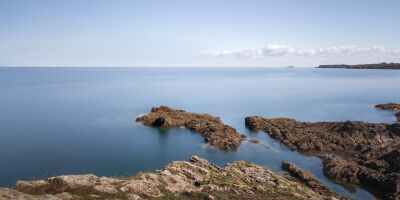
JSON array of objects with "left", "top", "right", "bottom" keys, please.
[
  {"left": 375, "top": 103, "right": 400, "bottom": 111},
  {"left": 0, "top": 156, "right": 342, "bottom": 200},
  {"left": 375, "top": 103, "right": 400, "bottom": 122},
  {"left": 136, "top": 106, "right": 245, "bottom": 150},
  {"left": 282, "top": 161, "right": 343, "bottom": 199},
  {"left": 245, "top": 116, "right": 400, "bottom": 199}
]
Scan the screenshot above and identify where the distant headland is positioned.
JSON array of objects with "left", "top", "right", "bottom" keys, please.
[{"left": 317, "top": 62, "right": 400, "bottom": 69}]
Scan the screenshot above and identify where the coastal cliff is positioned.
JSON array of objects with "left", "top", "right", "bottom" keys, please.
[
  {"left": 0, "top": 156, "right": 343, "bottom": 200},
  {"left": 136, "top": 106, "right": 246, "bottom": 150},
  {"left": 317, "top": 63, "right": 400, "bottom": 69},
  {"left": 245, "top": 115, "right": 400, "bottom": 200}
]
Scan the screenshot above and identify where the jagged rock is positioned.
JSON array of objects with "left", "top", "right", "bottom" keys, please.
[
  {"left": 323, "top": 156, "right": 365, "bottom": 185},
  {"left": 244, "top": 116, "right": 400, "bottom": 157},
  {"left": 0, "top": 188, "right": 76, "bottom": 199},
  {"left": 323, "top": 156, "right": 400, "bottom": 200},
  {"left": 282, "top": 161, "right": 343, "bottom": 199},
  {"left": 136, "top": 106, "right": 246, "bottom": 150},
  {"left": 245, "top": 116, "right": 400, "bottom": 199},
  {"left": 16, "top": 174, "right": 122, "bottom": 195},
  {"left": 1, "top": 156, "right": 342, "bottom": 199}
]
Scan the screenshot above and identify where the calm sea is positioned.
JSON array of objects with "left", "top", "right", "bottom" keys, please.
[{"left": 1, "top": 67, "right": 399, "bottom": 199}]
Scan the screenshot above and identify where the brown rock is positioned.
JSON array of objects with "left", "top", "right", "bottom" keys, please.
[
  {"left": 244, "top": 116, "right": 400, "bottom": 157},
  {"left": 248, "top": 138, "right": 260, "bottom": 144},
  {"left": 323, "top": 155, "right": 400, "bottom": 200},
  {"left": 375, "top": 103, "right": 400, "bottom": 111},
  {"left": 245, "top": 116, "right": 400, "bottom": 199},
  {"left": 281, "top": 161, "right": 344, "bottom": 199},
  {"left": 322, "top": 156, "right": 363, "bottom": 185},
  {"left": 136, "top": 106, "right": 245, "bottom": 150}
]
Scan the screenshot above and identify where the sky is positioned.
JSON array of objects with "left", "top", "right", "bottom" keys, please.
[{"left": 1, "top": 0, "right": 400, "bottom": 67}]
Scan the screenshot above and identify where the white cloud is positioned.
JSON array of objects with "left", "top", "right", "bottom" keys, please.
[{"left": 201, "top": 44, "right": 395, "bottom": 59}]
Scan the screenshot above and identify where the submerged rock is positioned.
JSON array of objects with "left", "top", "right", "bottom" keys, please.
[
  {"left": 136, "top": 106, "right": 245, "bottom": 150},
  {"left": 245, "top": 116, "right": 400, "bottom": 199},
  {"left": 0, "top": 156, "right": 341, "bottom": 199}
]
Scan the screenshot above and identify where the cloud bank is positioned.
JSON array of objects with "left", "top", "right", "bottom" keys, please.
[{"left": 201, "top": 45, "right": 399, "bottom": 59}]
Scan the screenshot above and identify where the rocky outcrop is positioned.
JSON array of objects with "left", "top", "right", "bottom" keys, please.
[
  {"left": 0, "top": 188, "right": 77, "bottom": 200},
  {"left": 245, "top": 116, "right": 400, "bottom": 157},
  {"left": 136, "top": 106, "right": 245, "bottom": 150},
  {"left": 375, "top": 103, "right": 400, "bottom": 122},
  {"left": 375, "top": 103, "right": 400, "bottom": 111},
  {"left": 245, "top": 116, "right": 400, "bottom": 199},
  {"left": 281, "top": 161, "right": 343, "bottom": 199},
  {"left": 317, "top": 63, "right": 400, "bottom": 69},
  {"left": 0, "top": 156, "right": 341, "bottom": 200},
  {"left": 323, "top": 156, "right": 400, "bottom": 200}
]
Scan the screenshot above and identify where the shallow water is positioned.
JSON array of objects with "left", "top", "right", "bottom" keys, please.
[{"left": 1, "top": 67, "right": 399, "bottom": 199}]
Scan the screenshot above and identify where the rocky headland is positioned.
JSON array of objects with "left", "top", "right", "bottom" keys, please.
[
  {"left": 0, "top": 156, "right": 342, "bottom": 200},
  {"left": 136, "top": 106, "right": 246, "bottom": 150},
  {"left": 317, "top": 63, "right": 400, "bottom": 69},
  {"left": 245, "top": 116, "right": 400, "bottom": 199}
]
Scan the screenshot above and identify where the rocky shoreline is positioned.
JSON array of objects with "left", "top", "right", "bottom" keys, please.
[
  {"left": 245, "top": 113, "right": 400, "bottom": 199},
  {"left": 317, "top": 63, "right": 400, "bottom": 69},
  {"left": 375, "top": 103, "right": 400, "bottom": 122},
  {"left": 3, "top": 105, "right": 399, "bottom": 199},
  {"left": 136, "top": 106, "right": 246, "bottom": 150},
  {"left": 0, "top": 156, "right": 342, "bottom": 200}
]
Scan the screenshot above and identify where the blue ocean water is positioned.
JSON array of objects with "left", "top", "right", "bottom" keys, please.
[{"left": 1, "top": 67, "right": 399, "bottom": 199}]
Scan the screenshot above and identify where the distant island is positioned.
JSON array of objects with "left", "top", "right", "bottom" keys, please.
[{"left": 317, "top": 62, "right": 400, "bottom": 69}]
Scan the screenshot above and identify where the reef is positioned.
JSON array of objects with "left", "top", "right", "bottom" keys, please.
[{"left": 136, "top": 106, "right": 245, "bottom": 150}]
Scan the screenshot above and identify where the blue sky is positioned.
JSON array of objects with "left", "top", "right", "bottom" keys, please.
[{"left": 1, "top": 0, "right": 400, "bottom": 67}]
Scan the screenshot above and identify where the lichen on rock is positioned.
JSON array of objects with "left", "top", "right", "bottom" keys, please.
[{"left": 0, "top": 156, "right": 343, "bottom": 199}]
